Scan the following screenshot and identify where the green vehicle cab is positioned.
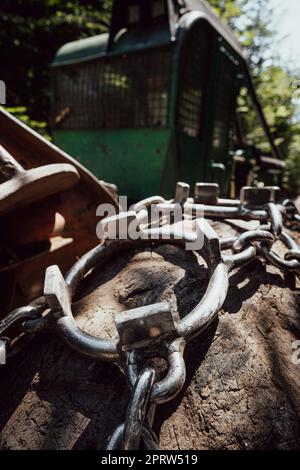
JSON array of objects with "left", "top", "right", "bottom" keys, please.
[{"left": 50, "top": 0, "right": 284, "bottom": 201}]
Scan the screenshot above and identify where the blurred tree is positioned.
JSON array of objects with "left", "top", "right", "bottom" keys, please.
[
  {"left": 0, "top": 0, "right": 111, "bottom": 123},
  {"left": 210, "top": 0, "right": 300, "bottom": 192}
]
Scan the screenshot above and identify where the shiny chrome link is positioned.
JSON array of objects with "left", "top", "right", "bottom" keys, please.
[
  {"left": 151, "top": 338, "right": 186, "bottom": 404},
  {"left": 0, "top": 304, "right": 47, "bottom": 360},
  {"left": 218, "top": 198, "right": 240, "bottom": 207},
  {"left": 106, "top": 423, "right": 124, "bottom": 450},
  {"left": 123, "top": 367, "right": 155, "bottom": 450},
  {"left": 267, "top": 203, "right": 283, "bottom": 238},
  {"left": 249, "top": 226, "right": 300, "bottom": 275},
  {"left": 0, "top": 305, "right": 42, "bottom": 338},
  {"left": 282, "top": 199, "right": 298, "bottom": 217},
  {"left": 21, "top": 316, "right": 47, "bottom": 334},
  {"left": 256, "top": 242, "right": 300, "bottom": 274},
  {"left": 56, "top": 316, "right": 118, "bottom": 361},
  {"left": 223, "top": 246, "right": 257, "bottom": 272},
  {"left": 282, "top": 199, "right": 300, "bottom": 226},
  {"left": 285, "top": 249, "right": 300, "bottom": 262},
  {"left": 45, "top": 263, "right": 119, "bottom": 361},
  {"left": 232, "top": 230, "right": 274, "bottom": 253},
  {"left": 139, "top": 424, "right": 159, "bottom": 450},
  {"left": 280, "top": 231, "right": 299, "bottom": 251},
  {"left": 106, "top": 423, "right": 158, "bottom": 450},
  {"left": 185, "top": 202, "right": 268, "bottom": 221},
  {"left": 220, "top": 236, "right": 237, "bottom": 250},
  {"left": 178, "top": 263, "right": 228, "bottom": 338},
  {"left": 131, "top": 195, "right": 166, "bottom": 213},
  {"left": 124, "top": 338, "right": 186, "bottom": 405},
  {"left": 106, "top": 367, "right": 158, "bottom": 450}
]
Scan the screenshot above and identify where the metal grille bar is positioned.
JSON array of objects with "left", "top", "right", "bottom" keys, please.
[{"left": 51, "top": 48, "right": 171, "bottom": 130}]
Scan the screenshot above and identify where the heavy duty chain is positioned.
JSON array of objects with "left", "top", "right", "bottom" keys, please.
[{"left": 1, "top": 183, "right": 300, "bottom": 449}]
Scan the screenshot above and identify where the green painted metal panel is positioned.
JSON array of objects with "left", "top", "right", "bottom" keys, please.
[
  {"left": 52, "top": 34, "right": 109, "bottom": 67},
  {"left": 52, "top": 25, "right": 171, "bottom": 67},
  {"left": 53, "top": 129, "right": 172, "bottom": 200},
  {"left": 177, "top": 132, "right": 208, "bottom": 188},
  {"left": 109, "top": 24, "right": 171, "bottom": 55}
]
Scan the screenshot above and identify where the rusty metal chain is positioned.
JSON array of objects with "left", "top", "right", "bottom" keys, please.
[{"left": 1, "top": 183, "right": 300, "bottom": 448}]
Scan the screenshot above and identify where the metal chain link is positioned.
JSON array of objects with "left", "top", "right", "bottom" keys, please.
[{"left": 106, "top": 367, "right": 158, "bottom": 450}]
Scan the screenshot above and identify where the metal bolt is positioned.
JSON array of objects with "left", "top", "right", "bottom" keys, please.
[
  {"left": 174, "top": 182, "right": 190, "bottom": 205},
  {"left": 194, "top": 183, "right": 219, "bottom": 205},
  {"left": 115, "top": 301, "right": 179, "bottom": 351},
  {"left": 264, "top": 186, "right": 281, "bottom": 202},
  {"left": 196, "top": 219, "right": 221, "bottom": 266},
  {"left": 44, "top": 265, "right": 72, "bottom": 316},
  {"left": 240, "top": 186, "right": 281, "bottom": 207}
]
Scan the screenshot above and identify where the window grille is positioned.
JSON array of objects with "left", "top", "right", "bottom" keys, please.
[
  {"left": 211, "top": 51, "right": 236, "bottom": 162},
  {"left": 51, "top": 48, "right": 170, "bottom": 130},
  {"left": 177, "top": 24, "right": 211, "bottom": 138}
]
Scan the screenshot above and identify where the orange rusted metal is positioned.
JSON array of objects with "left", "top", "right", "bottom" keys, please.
[{"left": 0, "top": 108, "right": 119, "bottom": 314}]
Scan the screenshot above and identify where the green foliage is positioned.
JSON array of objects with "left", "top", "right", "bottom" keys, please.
[
  {"left": 286, "top": 133, "right": 300, "bottom": 193},
  {"left": 209, "top": 0, "right": 246, "bottom": 27},
  {"left": 0, "top": 0, "right": 111, "bottom": 124},
  {"left": 3, "top": 106, "right": 52, "bottom": 141},
  {"left": 238, "top": 67, "right": 297, "bottom": 155}
]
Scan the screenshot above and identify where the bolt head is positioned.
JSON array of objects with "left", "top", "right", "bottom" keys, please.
[
  {"left": 240, "top": 186, "right": 281, "bottom": 207},
  {"left": 194, "top": 183, "right": 219, "bottom": 205}
]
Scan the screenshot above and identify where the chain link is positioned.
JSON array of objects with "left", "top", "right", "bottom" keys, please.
[{"left": 106, "top": 368, "right": 158, "bottom": 450}]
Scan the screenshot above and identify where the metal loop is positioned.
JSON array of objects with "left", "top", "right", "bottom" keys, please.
[
  {"left": 220, "top": 236, "right": 237, "bottom": 250},
  {"left": 257, "top": 242, "right": 300, "bottom": 274},
  {"left": 285, "top": 249, "right": 300, "bottom": 262},
  {"left": 44, "top": 221, "right": 228, "bottom": 361},
  {"left": 131, "top": 196, "right": 166, "bottom": 213},
  {"left": 106, "top": 423, "right": 159, "bottom": 450},
  {"left": 0, "top": 305, "right": 41, "bottom": 337},
  {"left": 282, "top": 199, "right": 298, "bottom": 216},
  {"left": 178, "top": 263, "right": 228, "bottom": 338},
  {"left": 232, "top": 230, "right": 274, "bottom": 253},
  {"left": 183, "top": 202, "right": 269, "bottom": 222},
  {"left": 123, "top": 367, "right": 155, "bottom": 450},
  {"left": 280, "top": 231, "right": 299, "bottom": 251},
  {"left": 106, "top": 423, "right": 124, "bottom": 450},
  {"left": 21, "top": 317, "right": 47, "bottom": 334},
  {"left": 267, "top": 203, "right": 283, "bottom": 238},
  {"left": 124, "top": 338, "right": 186, "bottom": 405},
  {"left": 223, "top": 245, "right": 257, "bottom": 272}
]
